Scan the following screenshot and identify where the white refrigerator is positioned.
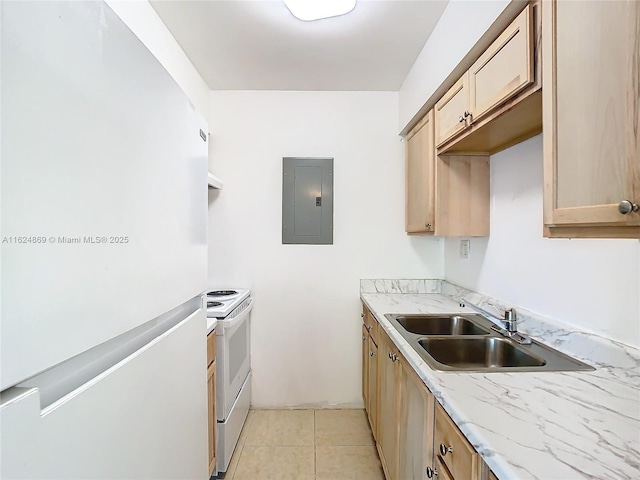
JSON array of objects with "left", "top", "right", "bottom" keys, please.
[{"left": 1, "top": 2, "right": 209, "bottom": 478}]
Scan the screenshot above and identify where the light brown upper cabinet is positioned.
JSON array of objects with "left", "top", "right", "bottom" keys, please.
[
  {"left": 542, "top": 0, "right": 640, "bottom": 238},
  {"left": 406, "top": 109, "right": 490, "bottom": 237},
  {"left": 435, "top": 75, "right": 470, "bottom": 147},
  {"left": 469, "top": 6, "right": 534, "bottom": 123},
  {"left": 436, "top": 2, "right": 541, "bottom": 155},
  {"left": 406, "top": 110, "right": 435, "bottom": 234}
]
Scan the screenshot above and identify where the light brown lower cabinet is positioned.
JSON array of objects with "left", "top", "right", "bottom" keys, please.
[
  {"left": 362, "top": 324, "right": 369, "bottom": 410},
  {"left": 397, "top": 361, "right": 435, "bottom": 480},
  {"left": 367, "top": 334, "right": 378, "bottom": 440},
  {"left": 362, "top": 305, "right": 490, "bottom": 480},
  {"left": 362, "top": 307, "right": 379, "bottom": 440},
  {"left": 206, "top": 331, "right": 217, "bottom": 478},
  {"left": 377, "top": 330, "right": 402, "bottom": 480}
]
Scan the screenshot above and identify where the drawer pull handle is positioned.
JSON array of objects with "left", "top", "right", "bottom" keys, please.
[
  {"left": 439, "top": 443, "right": 453, "bottom": 456},
  {"left": 426, "top": 466, "right": 438, "bottom": 478}
]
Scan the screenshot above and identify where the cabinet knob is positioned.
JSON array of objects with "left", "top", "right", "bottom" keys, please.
[
  {"left": 391, "top": 353, "right": 398, "bottom": 362},
  {"left": 426, "top": 466, "right": 438, "bottom": 478},
  {"left": 370, "top": 351, "right": 376, "bottom": 357},
  {"left": 464, "top": 110, "right": 471, "bottom": 118},
  {"left": 425, "top": 222, "right": 432, "bottom": 228},
  {"left": 363, "top": 336, "right": 367, "bottom": 341},
  {"left": 366, "top": 324, "right": 372, "bottom": 332},
  {"left": 458, "top": 116, "right": 465, "bottom": 123},
  {"left": 618, "top": 200, "right": 639, "bottom": 215},
  {"left": 439, "top": 443, "right": 453, "bottom": 456},
  {"left": 360, "top": 313, "right": 365, "bottom": 318}
]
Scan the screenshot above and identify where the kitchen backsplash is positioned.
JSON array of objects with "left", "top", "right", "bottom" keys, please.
[{"left": 359, "top": 279, "right": 442, "bottom": 294}]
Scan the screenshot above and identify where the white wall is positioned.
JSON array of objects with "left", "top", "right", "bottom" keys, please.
[
  {"left": 106, "top": 0, "right": 210, "bottom": 118},
  {"left": 444, "top": 135, "right": 640, "bottom": 348},
  {"left": 398, "top": 0, "right": 512, "bottom": 130},
  {"left": 208, "top": 91, "right": 443, "bottom": 407}
]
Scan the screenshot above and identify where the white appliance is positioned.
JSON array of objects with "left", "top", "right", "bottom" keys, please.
[
  {"left": 1, "top": 2, "right": 209, "bottom": 479},
  {"left": 206, "top": 289, "right": 253, "bottom": 476}
]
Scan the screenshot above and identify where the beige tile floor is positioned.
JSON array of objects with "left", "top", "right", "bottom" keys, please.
[{"left": 223, "top": 409, "right": 384, "bottom": 480}]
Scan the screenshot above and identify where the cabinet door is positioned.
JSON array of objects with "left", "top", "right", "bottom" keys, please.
[
  {"left": 367, "top": 335, "right": 378, "bottom": 440},
  {"left": 362, "top": 324, "right": 369, "bottom": 412},
  {"left": 469, "top": 5, "right": 534, "bottom": 122},
  {"left": 543, "top": 0, "right": 640, "bottom": 236},
  {"left": 435, "top": 74, "right": 470, "bottom": 147},
  {"left": 397, "top": 363, "right": 435, "bottom": 480},
  {"left": 377, "top": 332, "right": 401, "bottom": 480},
  {"left": 406, "top": 110, "right": 436, "bottom": 234},
  {"left": 207, "top": 361, "right": 217, "bottom": 477},
  {"left": 207, "top": 331, "right": 216, "bottom": 368}
]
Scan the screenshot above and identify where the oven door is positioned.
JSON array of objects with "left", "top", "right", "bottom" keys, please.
[{"left": 216, "top": 299, "right": 252, "bottom": 421}]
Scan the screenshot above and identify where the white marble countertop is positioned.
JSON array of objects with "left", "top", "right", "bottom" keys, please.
[{"left": 360, "top": 283, "right": 640, "bottom": 480}]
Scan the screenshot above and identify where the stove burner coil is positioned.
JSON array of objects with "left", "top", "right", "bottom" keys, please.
[{"left": 208, "top": 290, "right": 238, "bottom": 296}]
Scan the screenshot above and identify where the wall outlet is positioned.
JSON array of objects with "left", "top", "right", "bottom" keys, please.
[{"left": 460, "top": 239, "right": 470, "bottom": 260}]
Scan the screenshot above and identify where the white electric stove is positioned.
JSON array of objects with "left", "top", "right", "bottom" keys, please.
[{"left": 205, "top": 288, "right": 252, "bottom": 478}]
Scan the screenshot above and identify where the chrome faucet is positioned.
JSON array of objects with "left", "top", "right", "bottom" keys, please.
[{"left": 460, "top": 299, "right": 531, "bottom": 345}]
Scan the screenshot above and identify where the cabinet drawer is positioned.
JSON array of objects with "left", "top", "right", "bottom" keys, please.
[
  {"left": 363, "top": 307, "right": 378, "bottom": 344},
  {"left": 435, "top": 74, "right": 469, "bottom": 147},
  {"left": 469, "top": 5, "right": 534, "bottom": 122},
  {"left": 435, "top": 403, "right": 479, "bottom": 480},
  {"left": 436, "top": 457, "right": 455, "bottom": 480},
  {"left": 206, "top": 331, "right": 216, "bottom": 367}
]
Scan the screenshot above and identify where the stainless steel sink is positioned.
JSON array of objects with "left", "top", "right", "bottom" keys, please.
[
  {"left": 384, "top": 313, "right": 594, "bottom": 372},
  {"left": 393, "top": 315, "right": 491, "bottom": 336},
  {"left": 418, "top": 337, "right": 545, "bottom": 369}
]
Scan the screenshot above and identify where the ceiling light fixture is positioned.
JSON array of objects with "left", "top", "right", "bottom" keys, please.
[{"left": 283, "top": 0, "right": 357, "bottom": 22}]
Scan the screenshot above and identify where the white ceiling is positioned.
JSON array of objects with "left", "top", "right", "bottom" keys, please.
[{"left": 149, "top": 0, "right": 449, "bottom": 91}]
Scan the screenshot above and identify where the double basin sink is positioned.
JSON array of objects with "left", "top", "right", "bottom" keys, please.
[{"left": 384, "top": 314, "right": 593, "bottom": 372}]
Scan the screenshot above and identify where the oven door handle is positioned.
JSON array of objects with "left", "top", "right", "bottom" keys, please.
[{"left": 217, "top": 298, "right": 253, "bottom": 335}]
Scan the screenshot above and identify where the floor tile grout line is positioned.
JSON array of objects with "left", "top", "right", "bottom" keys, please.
[{"left": 233, "top": 408, "right": 380, "bottom": 479}]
